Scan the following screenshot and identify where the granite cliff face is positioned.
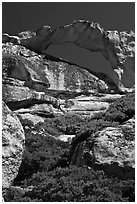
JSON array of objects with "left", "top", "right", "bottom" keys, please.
[
  {"left": 3, "top": 20, "right": 135, "bottom": 92},
  {"left": 2, "top": 20, "right": 135, "bottom": 201}
]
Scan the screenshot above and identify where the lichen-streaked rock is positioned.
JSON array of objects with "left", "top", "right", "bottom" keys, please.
[
  {"left": 3, "top": 20, "right": 135, "bottom": 92},
  {"left": 2, "top": 101, "right": 25, "bottom": 189}
]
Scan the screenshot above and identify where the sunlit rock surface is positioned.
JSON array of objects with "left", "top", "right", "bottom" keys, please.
[
  {"left": 60, "top": 93, "right": 123, "bottom": 117},
  {"left": 2, "top": 83, "right": 59, "bottom": 111},
  {"left": 2, "top": 102, "right": 25, "bottom": 189}
]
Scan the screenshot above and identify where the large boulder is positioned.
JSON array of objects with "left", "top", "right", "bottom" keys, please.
[
  {"left": 2, "top": 101, "right": 25, "bottom": 189},
  {"left": 81, "top": 117, "right": 135, "bottom": 179},
  {"left": 2, "top": 83, "right": 59, "bottom": 111}
]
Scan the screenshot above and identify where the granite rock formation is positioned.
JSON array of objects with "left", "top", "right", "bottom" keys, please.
[
  {"left": 3, "top": 20, "right": 135, "bottom": 92},
  {"left": 2, "top": 20, "right": 135, "bottom": 201},
  {"left": 2, "top": 42, "right": 109, "bottom": 94},
  {"left": 2, "top": 83, "right": 59, "bottom": 111},
  {"left": 2, "top": 42, "right": 116, "bottom": 118},
  {"left": 2, "top": 102, "right": 25, "bottom": 189}
]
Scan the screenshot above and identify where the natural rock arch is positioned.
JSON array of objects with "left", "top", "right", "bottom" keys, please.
[{"left": 3, "top": 20, "right": 135, "bottom": 92}]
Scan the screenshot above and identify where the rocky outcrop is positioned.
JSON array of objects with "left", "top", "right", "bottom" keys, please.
[
  {"left": 60, "top": 93, "right": 123, "bottom": 117},
  {"left": 2, "top": 83, "right": 59, "bottom": 111},
  {"left": 2, "top": 52, "right": 50, "bottom": 91},
  {"left": 2, "top": 42, "right": 117, "bottom": 118},
  {"left": 2, "top": 42, "right": 126, "bottom": 118},
  {"left": 3, "top": 20, "right": 135, "bottom": 92},
  {"left": 2, "top": 102, "right": 25, "bottom": 189},
  {"left": 2, "top": 42, "right": 109, "bottom": 94},
  {"left": 71, "top": 117, "right": 135, "bottom": 179}
]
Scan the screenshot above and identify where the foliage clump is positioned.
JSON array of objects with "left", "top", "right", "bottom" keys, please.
[
  {"left": 11, "top": 166, "right": 135, "bottom": 202},
  {"left": 103, "top": 92, "right": 135, "bottom": 123},
  {"left": 14, "top": 123, "right": 69, "bottom": 181}
]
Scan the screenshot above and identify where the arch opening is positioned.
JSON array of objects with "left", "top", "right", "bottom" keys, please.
[{"left": 46, "top": 43, "right": 112, "bottom": 75}]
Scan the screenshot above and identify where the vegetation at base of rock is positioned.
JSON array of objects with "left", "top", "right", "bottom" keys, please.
[
  {"left": 102, "top": 92, "right": 135, "bottom": 123},
  {"left": 14, "top": 126, "right": 69, "bottom": 181},
  {"left": 122, "top": 125, "right": 135, "bottom": 141},
  {"left": 44, "top": 92, "right": 135, "bottom": 136},
  {"left": 19, "top": 92, "right": 135, "bottom": 138},
  {"left": 11, "top": 166, "right": 135, "bottom": 202},
  {"left": 11, "top": 92, "right": 135, "bottom": 202}
]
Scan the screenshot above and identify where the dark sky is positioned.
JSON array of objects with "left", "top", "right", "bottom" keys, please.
[{"left": 2, "top": 2, "right": 135, "bottom": 73}]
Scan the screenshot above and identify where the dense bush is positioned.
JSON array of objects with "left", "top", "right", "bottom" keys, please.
[
  {"left": 20, "top": 113, "right": 83, "bottom": 137},
  {"left": 11, "top": 166, "right": 134, "bottom": 202},
  {"left": 36, "top": 113, "right": 83, "bottom": 136},
  {"left": 14, "top": 125, "right": 69, "bottom": 182},
  {"left": 53, "top": 113, "right": 83, "bottom": 134},
  {"left": 103, "top": 92, "right": 135, "bottom": 123}
]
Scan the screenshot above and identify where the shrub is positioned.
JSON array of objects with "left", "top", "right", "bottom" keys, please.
[
  {"left": 104, "top": 92, "right": 135, "bottom": 123},
  {"left": 53, "top": 113, "right": 83, "bottom": 134},
  {"left": 11, "top": 166, "right": 134, "bottom": 202},
  {"left": 14, "top": 126, "right": 69, "bottom": 182}
]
